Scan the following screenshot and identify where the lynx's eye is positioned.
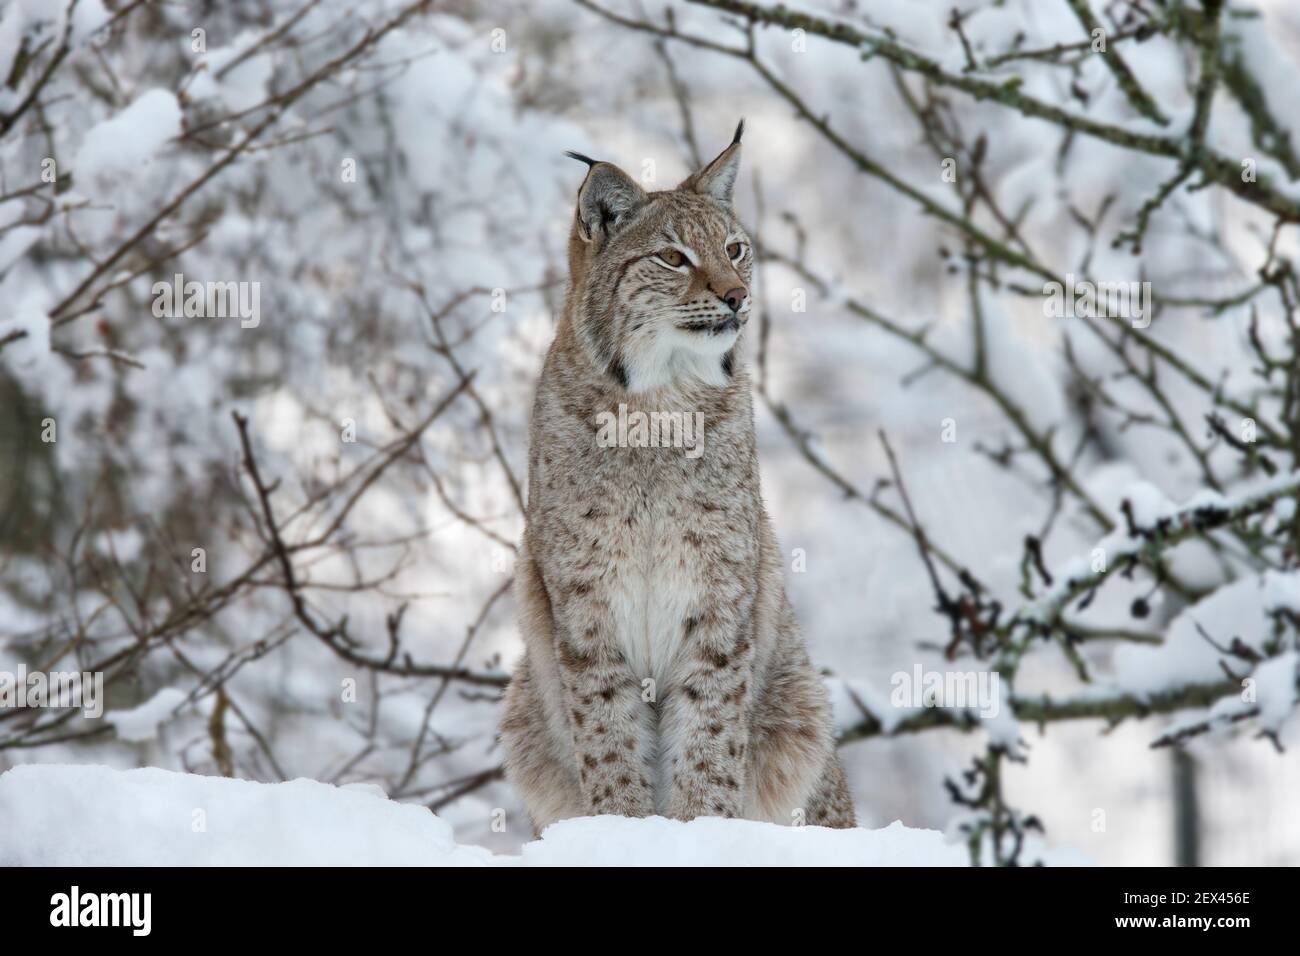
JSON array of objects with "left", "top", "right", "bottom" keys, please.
[
  {"left": 656, "top": 248, "right": 686, "bottom": 268},
  {"left": 727, "top": 241, "right": 747, "bottom": 260}
]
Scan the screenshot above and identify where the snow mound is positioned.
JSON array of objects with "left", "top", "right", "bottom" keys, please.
[
  {"left": 0, "top": 764, "right": 493, "bottom": 867},
  {"left": 0, "top": 765, "right": 965, "bottom": 867}
]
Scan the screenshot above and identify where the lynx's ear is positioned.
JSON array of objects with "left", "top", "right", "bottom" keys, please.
[
  {"left": 566, "top": 152, "right": 646, "bottom": 244},
  {"left": 680, "top": 119, "right": 743, "bottom": 205}
]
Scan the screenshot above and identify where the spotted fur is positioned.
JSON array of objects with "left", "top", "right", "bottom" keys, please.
[{"left": 500, "top": 125, "right": 854, "bottom": 833}]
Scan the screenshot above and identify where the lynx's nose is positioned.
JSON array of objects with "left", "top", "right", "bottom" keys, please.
[{"left": 721, "top": 287, "right": 747, "bottom": 314}]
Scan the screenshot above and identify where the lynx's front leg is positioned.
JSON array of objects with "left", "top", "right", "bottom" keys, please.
[
  {"left": 553, "top": 598, "right": 656, "bottom": 818},
  {"left": 662, "top": 611, "right": 755, "bottom": 820}
]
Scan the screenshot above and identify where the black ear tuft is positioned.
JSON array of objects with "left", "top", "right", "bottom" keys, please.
[
  {"left": 564, "top": 150, "right": 600, "bottom": 168},
  {"left": 731, "top": 119, "right": 744, "bottom": 146}
]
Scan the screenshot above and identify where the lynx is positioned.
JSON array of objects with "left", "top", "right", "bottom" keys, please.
[{"left": 500, "top": 123, "right": 855, "bottom": 832}]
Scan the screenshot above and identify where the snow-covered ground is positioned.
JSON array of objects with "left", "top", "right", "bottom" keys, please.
[
  {"left": 3, "top": 0, "right": 1298, "bottom": 868},
  {"left": 0, "top": 763, "right": 1004, "bottom": 866}
]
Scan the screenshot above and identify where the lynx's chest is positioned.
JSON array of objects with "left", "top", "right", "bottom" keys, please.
[
  {"left": 531, "top": 375, "right": 757, "bottom": 687},
  {"left": 603, "top": 490, "right": 708, "bottom": 689}
]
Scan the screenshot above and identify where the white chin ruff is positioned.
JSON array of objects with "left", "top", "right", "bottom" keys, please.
[{"left": 623, "top": 326, "right": 739, "bottom": 392}]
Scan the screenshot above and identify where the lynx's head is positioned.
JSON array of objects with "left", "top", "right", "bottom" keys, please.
[{"left": 564, "top": 122, "right": 751, "bottom": 393}]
